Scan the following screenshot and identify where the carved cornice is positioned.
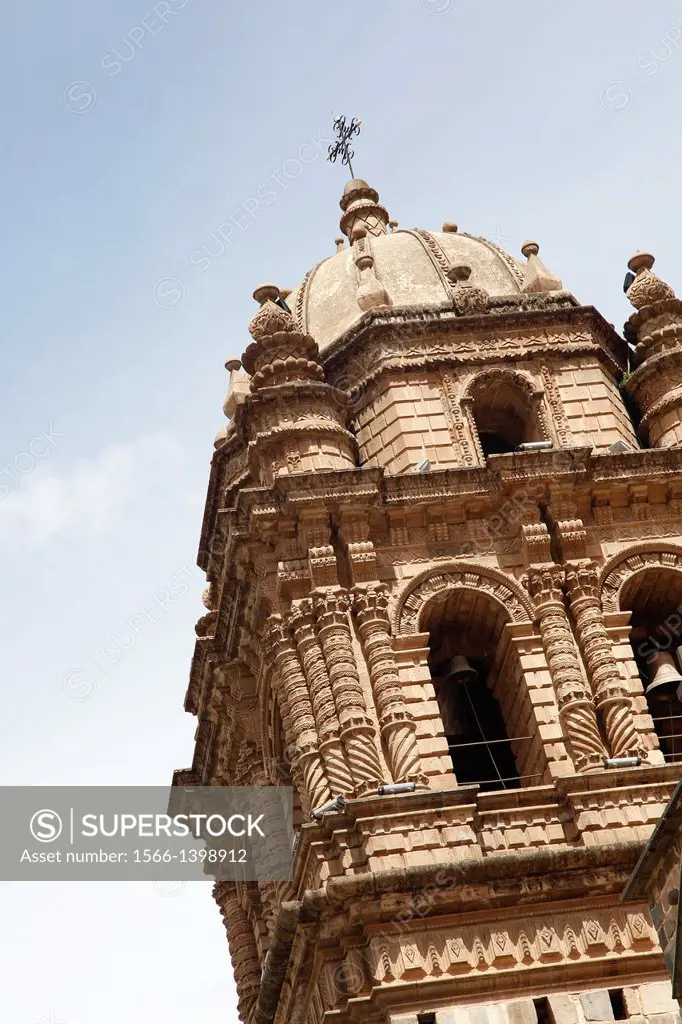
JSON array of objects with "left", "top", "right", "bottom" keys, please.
[{"left": 322, "top": 303, "right": 627, "bottom": 385}]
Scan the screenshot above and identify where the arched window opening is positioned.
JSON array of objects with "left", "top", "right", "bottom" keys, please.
[
  {"left": 623, "top": 568, "right": 682, "bottom": 764},
  {"left": 425, "top": 588, "right": 528, "bottom": 791},
  {"left": 469, "top": 376, "right": 543, "bottom": 458}
]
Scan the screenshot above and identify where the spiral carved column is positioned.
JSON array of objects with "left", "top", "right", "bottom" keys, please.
[
  {"left": 213, "top": 882, "right": 261, "bottom": 1023},
  {"left": 269, "top": 664, "right": 306, "bottom": 812},
  {"left": 313, "top": 589, "right": 384, "bottom": 796},
  {"left": 353, "top": 583, "right": 427, "bottom": 786},
  {"left": 527, "top": 566, "right": 606, "bottom": 772},
  {"left": 565, "top": 560, "right": 645, "bottom": 760},
  {"left": 265, "top": 615, "right": 331, "bottom": 811},
  {"left": 289, "top": 599, "right": 355, "bottom": 796}
]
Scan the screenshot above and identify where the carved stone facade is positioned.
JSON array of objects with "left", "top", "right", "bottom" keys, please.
[{"left": 174, "top": 181, "right": 682, "bottom": 1022}]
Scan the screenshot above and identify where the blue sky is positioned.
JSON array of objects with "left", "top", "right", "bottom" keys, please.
[{"left": 2, "top": 1, "right": 682, "bottom": 1021}]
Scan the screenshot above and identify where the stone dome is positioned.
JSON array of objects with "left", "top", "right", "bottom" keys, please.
[{"left": 286, "top": 179, "right": 527, "bottom": 352}]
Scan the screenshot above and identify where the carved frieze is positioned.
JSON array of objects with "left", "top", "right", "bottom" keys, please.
[{"left": 328, "top": 906, "right": 660, "bottom": 1000}]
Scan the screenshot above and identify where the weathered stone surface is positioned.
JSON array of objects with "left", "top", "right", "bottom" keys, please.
[
  {"left": 507, "top": 999, "right": 538, "bottom": 1024},
  {"left": 548, "top": 993, "right": 581, "bottom": 1024},
  {"left": 640, "top": 982, "right": 678, "bottom": 1016},
  {"left": 622, "top": 988, "right": 642, "bottom": 1017},
  {"left": 580, "top": 990, "right": 614, "bottom": 1022}
]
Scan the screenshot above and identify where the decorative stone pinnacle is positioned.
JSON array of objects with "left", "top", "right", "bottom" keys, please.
[
  {"left": 521, "top": 240, "right": 563, "bottom": 294},
  {"left": 223, "top": 358, "right": 249, "bottom": 419},
  {"left": 628, "top": 252, "right": 655, "bottom": 274},
  {"left": 626, "top": 251, "right": 676, "bottom": 309},
  {"left": 253, "top": 283, "right": 281, "bottom": 306},
  {"left": 247, "top": 300, "right": 297, "bottom": 344},
  {"left": 442, "top": 221, "right": 459, "bottom": 233},
  {"left": 335, "top": 236, "right": 345, "bottom": 252},
  {"left": 339, "top": 179, "right": 390, "bottom": 239}
]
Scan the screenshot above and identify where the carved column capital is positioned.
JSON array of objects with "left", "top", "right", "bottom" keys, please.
[
  {"left": 288, "top": 598, "right": 317, "bottom": 642},
  {"left": 353, "top": 581, "right": 391, "bottom": 628},
  {"left": 565, "top": 559, "right": 600, "bottom": 603},
  {"left": 527, "top": 564, "right": 565, "bottom": 609},
  {"left": 263, "top": 614, "right": 295, "bottom": 667},
  {"left": 314, "top": 587, "right": 352, "bottom": 629}
]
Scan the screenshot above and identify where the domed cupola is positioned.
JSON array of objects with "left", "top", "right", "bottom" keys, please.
[{"left": 287, "top": 179, "right": 551, "bottom": 352}]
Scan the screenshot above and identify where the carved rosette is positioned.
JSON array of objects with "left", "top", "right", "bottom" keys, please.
[
  {"left": 265, "top": 615, "right": 331, "bottom": 811},
  {"left": 565, "top": 561, "right": 645, "bottom": 760},
  {"left": 353, "top": 584, "right": 427, "bottom": 786},
  {"left": 289, "top": 600, "right": 355, "bottom": 796},
  {"left": 213, "top": 882, "right": 261, "bottom": 1023},
  {"left": 313, "top": 589, "right": 384, "bottom": 796},
  {"left": 528, "top": 566, "right": 605, "bottom": 772}
]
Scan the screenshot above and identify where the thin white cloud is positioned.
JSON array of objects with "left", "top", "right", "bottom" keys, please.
[{"left": 0, "top": 433, "right": 181, "bottom": 545}]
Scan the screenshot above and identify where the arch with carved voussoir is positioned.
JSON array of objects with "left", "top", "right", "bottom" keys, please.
[
  {"left": 392, "top": 562, "right": 535, "bottom": 637},
  {"left": 599, "top": 543, "right": 682, "bottom": 613}
]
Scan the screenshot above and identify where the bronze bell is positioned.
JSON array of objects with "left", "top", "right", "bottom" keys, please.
[
  {"left": 444, "top": 655, "right": 478, "bottom": 685},
  {"left": 645, "top": 651, "right": 682, "bottom": 701}
]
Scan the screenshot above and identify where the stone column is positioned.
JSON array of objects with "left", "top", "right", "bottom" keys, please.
[
  {"left": 527, "top": 565, "right": 606, "bottom": 772},
  {"left": 353, "top": 583, "right": 427, "bottom": 786},
  {"left": 268, "top": 665, "right": 307, "bottom": 811},
  {"left": 289, "top": 599, "right": 355, "bottom": 796},
  {"left": 313, "top": 589, "right": 384, "bottom": 796},
  {"left": 565, "top": 560, "right": 644, "bottom": 760},
  {"left": 214, "top": 882, "right": 261, "bottom": 1023},
  {"left": 265, "top": 615, "right": 332, "bottom": 811}
]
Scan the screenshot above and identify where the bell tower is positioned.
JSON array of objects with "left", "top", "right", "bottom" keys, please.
[{"left": 174, "top": 179, "right": 682, "bottom": 1024}]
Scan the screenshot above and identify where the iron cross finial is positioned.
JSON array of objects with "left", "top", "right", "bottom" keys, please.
[{"left": 327, "top": 115, "right": 362, "bottom": 179}]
